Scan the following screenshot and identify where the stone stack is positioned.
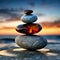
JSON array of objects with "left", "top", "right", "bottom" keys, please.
[{"left": 15, "top": 10, "right": 47, "bottom": 50}]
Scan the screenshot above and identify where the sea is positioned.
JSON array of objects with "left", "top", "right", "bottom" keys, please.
[
  {"left": 0, "top": 35, "right": 60, "bottom": 50},
  {"left": 0, "top": 35, "right": 60, "bottom": 41}
]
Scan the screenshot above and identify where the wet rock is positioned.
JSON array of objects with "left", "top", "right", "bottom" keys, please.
[{"left": 16, "top": 23, "right": 42, "bottom": 35}]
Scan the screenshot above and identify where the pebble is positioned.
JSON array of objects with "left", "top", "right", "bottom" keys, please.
[
  {"left": 16, "top": 23, "right": 42, "bottom": 35},
  {"left": 24, "top": 10, "right": 33, "bottom": 15},
  {"left": 15, "top": 35, "right": 47, "bottom": 50},
  {"left": 21, "top": 14, "right": 37, "bottom": 23}
]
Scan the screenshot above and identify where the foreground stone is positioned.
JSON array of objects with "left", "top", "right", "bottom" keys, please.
[{"left": 15, "top": 35, "right": 47, "bottom": 50}]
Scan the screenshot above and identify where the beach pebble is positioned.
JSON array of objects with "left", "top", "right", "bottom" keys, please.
[
  {"left": 24, "top": 10, "right": 33, "bottom": 15},
  {"left": 21, "top": 14, "right": 37, "bottom": 23},
  {"left": 15, "top": 35, "right": 47, "bottom": 50},
  {"left": 16, "top": 23, "right": 42, "bottom": 35}
]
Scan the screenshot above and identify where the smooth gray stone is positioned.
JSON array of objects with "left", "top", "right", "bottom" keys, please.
[
  {"left": 21, "top": 14, "right": 37, "bottom": 23},
  {"left": 15, "top": 35, "right": 47, "bottom": 50}
]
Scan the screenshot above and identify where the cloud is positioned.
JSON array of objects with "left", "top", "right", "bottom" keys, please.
[
  {"left": 0, "top": 8, "right": 22, "bottom": 22},
  {"left": 0, "top": 9, "right": 18, "bottom": 16},
  {"left": 19, "top": 8, "right": 24, "bottom": 12},
  {"left": 53, "top": 19, "right": 60, "bottom": 23},
  {"left": 29, "top": 2, "right": 36, "bottom": 7},
  {"left": 36, "top": 13, "right": 45, "bottom": 16},
  {"left": 52, "top": 19, "right": 60, "bottom": 27}
]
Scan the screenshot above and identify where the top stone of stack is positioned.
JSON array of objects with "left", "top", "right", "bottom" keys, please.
[
  {"left": 24, "top": 10, "right": 33, "bottom": 15},
  {"left": 21, "top": 10, "right": 37, "bottom": 23}
]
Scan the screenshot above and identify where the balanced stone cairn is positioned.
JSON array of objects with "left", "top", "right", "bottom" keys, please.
[{"left": 15, "top": 10, "right": 47, "bottom": 50}]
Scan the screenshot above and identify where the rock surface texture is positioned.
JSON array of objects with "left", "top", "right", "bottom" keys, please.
[
  {"left": 15, "top": 10, "right": 47, "bottom": 50},
  {"left": 16, "top": 23, "right": 42, "bottom": 34},
  {"left": 15, "top": 35, "right": 47, "bottom": 50},
  {"left": 21, "top": 14, "right": 37, "bottom": 23}
]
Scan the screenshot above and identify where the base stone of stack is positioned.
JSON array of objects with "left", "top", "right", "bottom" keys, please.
[{"left": 15, "top": 35, "right": 47, "bottom": 50}]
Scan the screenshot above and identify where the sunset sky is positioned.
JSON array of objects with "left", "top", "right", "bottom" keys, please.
[{"left": 0, "top": 0, "right": 60, "bottom": 35}]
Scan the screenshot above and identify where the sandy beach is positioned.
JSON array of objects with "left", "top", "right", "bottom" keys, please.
[{"left": 0, "top": 39, "right": 60, "bottom": 60}]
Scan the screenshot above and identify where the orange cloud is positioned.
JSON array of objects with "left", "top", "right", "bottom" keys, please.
[{"left": 0, "top": 20, "right": 60, "bottom": 35}]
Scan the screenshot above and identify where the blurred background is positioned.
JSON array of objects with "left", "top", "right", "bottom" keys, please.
[
  {"left": 0, "top": 0, "right": 60, "bottom": 51},
  {"left": 0, "top": 1, "right": 60, "bottom": 59},
  {"left": 0, "top": 0, "right": 60, "bottom": 39}
]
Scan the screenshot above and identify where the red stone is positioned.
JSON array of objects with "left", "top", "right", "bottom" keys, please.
[{"left": 16, "top": 24, "right": 42, "bottom": 35}]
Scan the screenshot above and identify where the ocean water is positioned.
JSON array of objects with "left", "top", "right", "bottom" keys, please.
[
  {"left": 0, "top": 35, "right": 17, "bottom": 39},
  {"left": 0, "top": 35, "right": 60, "bottom": 42},
  {"left": 43, "top": 35, "right": 60, "bottom": 40},
  {"left": 0, "top": 35, "right": 60, "bottom": 50},
  {"left": 0, "top": 35, "right": 60, "bottom": 39}
]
